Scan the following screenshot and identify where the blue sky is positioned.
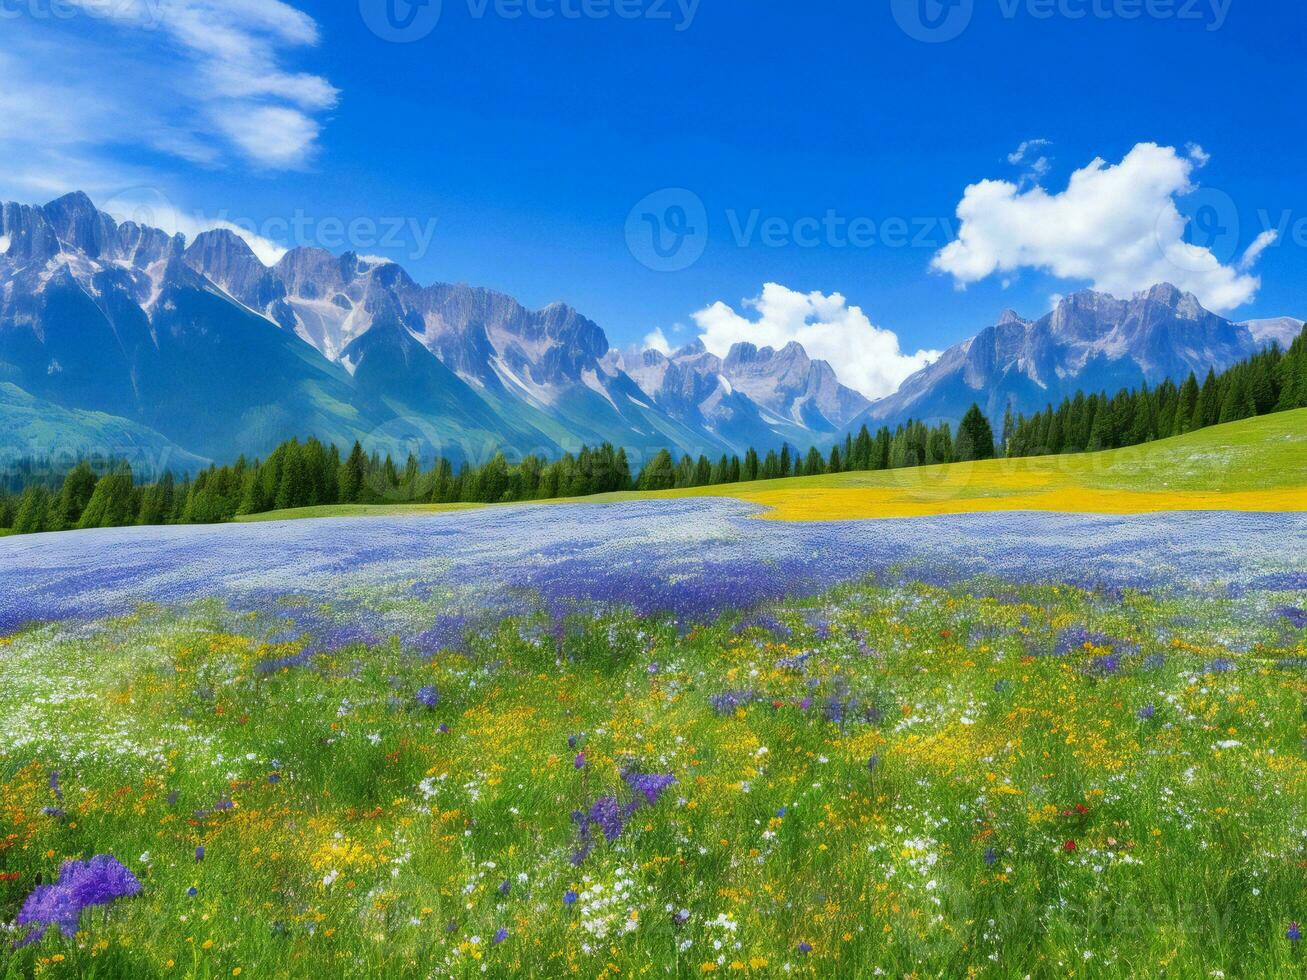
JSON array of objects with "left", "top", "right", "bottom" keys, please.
[{"left": 3, "top": 0, "right": 1305, "bottom": 396}]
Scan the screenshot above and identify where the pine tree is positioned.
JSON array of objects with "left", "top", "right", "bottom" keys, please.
[
  {"left": 13, "top": 485, "right": 51, "bottom": 535},
  {"left": 637, "top": 450, "right": 676, "bottom": 491},
  {"left": 78, "top": 466, "right": 138, "bottom": 529},
  {"left": 954, "top": 405, "right": 996, "bottom": 462},
  {"left": 341, "top": 442, "right": 366, "bottom": 504}
]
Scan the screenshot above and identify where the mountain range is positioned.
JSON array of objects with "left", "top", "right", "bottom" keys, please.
[
  {"left": 0, "top": 192, "right": 1297, "bottom": 471},
  {"left": 852, "top": 284, "right": 1295, "bottom": 431}
]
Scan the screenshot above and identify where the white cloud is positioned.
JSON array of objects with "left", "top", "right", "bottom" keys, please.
[
  {"left": 690, "top": 283, "right": 940, "bottom": 400},
  {"left": 1185, "top": 142, "right": 1211, "bottom": 167},
  {"left": 96, "top": 187, "right": 288, "bottom": 265},
  {"left": 1007, "top": 138, "right": 1051, "bottom": 166},
  {"left": 1238, "top": 230, "right": 1278, "bottom": 271},
  {"left": 643, "top": 327, "right": 673, "bottom": 356},
  {"left": 1008, "top": 138, "right": 1051, "bottom": 186},
  {"left": 932, "top": 142, "right": 1266, "bottom": 313},
  {"left": 0, "top": 0, "right": 335, "bottom": 179}
]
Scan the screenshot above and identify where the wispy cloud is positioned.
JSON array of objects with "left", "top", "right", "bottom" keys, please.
[{"left": 0, "top": 0, "right": 336, "bottom": 203}]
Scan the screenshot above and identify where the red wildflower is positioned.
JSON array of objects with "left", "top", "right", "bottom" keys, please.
[{"left": 1063, "top": 840, "right": 1077, "bottom": 853}]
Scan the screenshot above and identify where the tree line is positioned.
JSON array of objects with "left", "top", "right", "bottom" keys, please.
[
  {"left": 1002, "top": 326, "right": 1306, "bottom": 457},
  {"left": 1, "top": 325, "right": 1302, "bottom": 537}
]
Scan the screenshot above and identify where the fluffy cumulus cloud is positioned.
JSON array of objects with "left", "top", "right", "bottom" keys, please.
[
  {"left": 932, "top": 143, "right": 1272, "bottom": 313},
  {"left": 691, "top": 284, "right": 939, "bottom": 400},
  {"left": 0, "top": 0, "right": 336, "bottom": 201}
]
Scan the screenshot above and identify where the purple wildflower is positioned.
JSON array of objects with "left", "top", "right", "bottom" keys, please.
[
  {"left": 709, "top": 690, "right": 756, "bottom": 715},
  {"left": 493, "top": 927, "right": 509, "bottom": 945},
  {"left": 15, "top": 855, "right": 141, "bottom": 947},
  {"left": 195, "top": 846, "right": 205, "bottom": 862},
  {"left": 574, "top": 753, "right": 586, "bottom": 769},
  {"left": 1137, "top": 704, "right": 1156, "bottom": 720},
  {"left": 623, "top": 771, "right": 676, "bottom": 806},
  {"left": 1288, "top": 922, "right": 1301, "bottom": 942},
  {"left": 41, "top": 807, "right": 66, "bottom": 820},
  {"left": 576, "top": 797, "right": 625, "bottom": 842},
  {"left": 48, "top": 771, "right": 63, "bottom": 802},
  {"left": 1205, "top": 658, "right": 1237, "bottom": 674},
  {"left": 1089, "top": 654, "right": 1121, "bottom": 676},
  {"left": 983, "top": 847, "right": 999, "bottom": 866},
  {"left": 415, "top": 686, "right": 440, "bottom": 709},
  {"left": 797, "top": 941, "right": 813, "bottom": 954},
  {"left": 563, "top": 890, "right": 578, "bottom": 906},
  {"left": 1276, "top": 607, "right": 1307, "bottom": 630},
  {"left": 498, "top": 879, "right": 510, "bottom": 897},
  {"left": 774, "top": 652, "right": 812, "bottom": 673}
]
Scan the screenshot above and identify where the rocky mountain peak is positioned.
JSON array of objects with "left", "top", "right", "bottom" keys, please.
[{"left": 41, "top": 191, "right": 118, "bottom": 259}]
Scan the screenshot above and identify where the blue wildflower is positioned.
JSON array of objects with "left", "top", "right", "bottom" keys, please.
[
  {"left": 493, "top": 927, "right": 509, "bottom": 945},
  {"left": 415, "top": 686, "right": 440, "bottom": 709},
  {"left": 15, "top": 855, "right": 142, "bottom": 947},
  {"left": 1138, "top": 704, "right": 1156, "bottom": 720},
  {"left": 623, "top": 771, "right": 676, "bottom": 806},
  {"left": 1288, "top": 922, "right": 1301, "bottom": 942},
  {"left": 1275, "top": 607, "right": 1307, "bottom": 629},
  {"left": 563, "top": 890, "right": 578, "bottom": 906},
  {"left": 983, "top": 847, "right": 999, "bottom": 866},
  {"left": 709, "top": 690, "right": 756, "bottom": 715},
  {"left": 195, "top": 846, "right": 205, "bottom": 863}
]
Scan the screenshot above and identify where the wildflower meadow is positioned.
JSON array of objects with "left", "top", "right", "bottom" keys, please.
[{"left": 0, "top": 502, "right": 1304, "bottom": 976}]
